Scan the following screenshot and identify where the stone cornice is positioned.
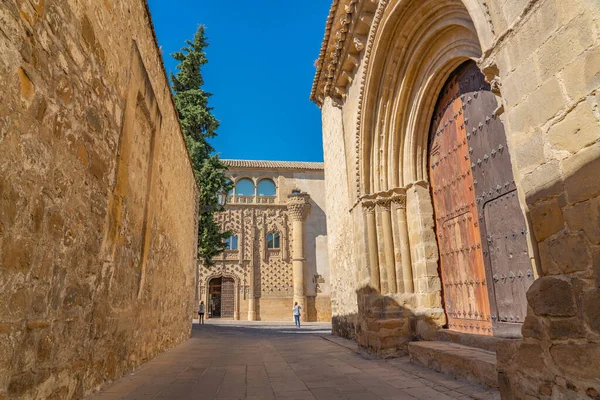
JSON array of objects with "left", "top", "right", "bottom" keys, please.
[{"left": 310, "top": 0, "right": 378, "bottom": 107}]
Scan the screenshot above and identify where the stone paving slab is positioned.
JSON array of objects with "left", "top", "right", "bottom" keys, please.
[{"left": 87, "top": 321, "right": 500, "bottom": 400}]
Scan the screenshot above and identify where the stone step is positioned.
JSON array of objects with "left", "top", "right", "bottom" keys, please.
[
  {"left": 436, "top": 329, "right": 506, "bottom": 352},
  {"left": 408, "top": 341, "right": 498, "bottom": 388}
]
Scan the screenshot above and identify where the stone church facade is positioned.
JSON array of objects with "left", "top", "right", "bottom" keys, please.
[
  {"left": 313, "top": 0, "right": 600, "bottom": 399},
  {"left": 198, "top": 160, "right": 331, "bottom": 322}
]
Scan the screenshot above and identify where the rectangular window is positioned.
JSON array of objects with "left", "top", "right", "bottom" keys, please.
[
  {"left": 267, "top": 233, "right": 280, "bottom": 249},
  {"left": 226, "top": 235, "right": 238, "bottom": 250}
]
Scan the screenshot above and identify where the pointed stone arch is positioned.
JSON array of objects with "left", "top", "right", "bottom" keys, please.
[{"left": 358, "top": 0, "right": 494, "bottom": 194}]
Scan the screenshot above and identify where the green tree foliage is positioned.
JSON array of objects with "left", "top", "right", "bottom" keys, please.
[{"left": 170, "top": 26, "right": 232, "bottom": 266}]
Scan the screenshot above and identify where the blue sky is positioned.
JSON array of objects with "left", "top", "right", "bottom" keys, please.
[{"left": 147, "top": 1, "right": 331, "bottom": 162}]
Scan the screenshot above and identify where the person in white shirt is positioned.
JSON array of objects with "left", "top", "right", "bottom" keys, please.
[{"left": 292, "top": 302, "right": 302, "bottom": 328}]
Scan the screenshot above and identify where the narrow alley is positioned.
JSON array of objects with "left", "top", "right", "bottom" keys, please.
[{"left": 87, "top": 322, "right": 499, "bottom": 400}]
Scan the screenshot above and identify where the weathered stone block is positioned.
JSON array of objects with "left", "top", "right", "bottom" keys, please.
[
  {"left": 529, "top": 198, "right": 564, "bottom": 242},
  {"left": 563, "top": 195, "right": 600, "bottom": 245},
  {"left": 562, "top": 143, "right": 600, "bottom": 204},
  {"left": 516, "top": 343, "right": 548, "bottom": 372},
  {"left": 583, "top": 288, "right": 600, "bottom": 333},
  {"left": 521, "top": 161, "right": 563, "bottom": 204},
  {"left": 550, "top": 343, "right": 600, "bottom": 380},
  {"left": 502, "top": 58, "right": 542, "bottom": 109},
  {"left": 547, "top": 317, "right": 585, "bottom": 339},
  {"left": 540, "top": 232, "right": 591, "bottom": 274},
  {"left": 561, "top": 43, "right": 600, "bottom": 101},
  {"left": 521, "top": 315, "right": 546, "bottom": 340},
  {"left": 1, "top": 237, "right": 33, "bottom": 273},
  {"left": 512, "top": 128, "right": 545, "bottom": 174},
  {"left": 534, "top": 13, "right": 595, "bottom": 82},
  {"left": 506, "top": 77, "right": 565, "bottom": 134},
  {"left": 547, "top": 101, "right": 599, "bottom": 155},
  {"left": 527, "top": 276, "right": 577, "bottom": 317},
  {"left": 594, "top": 248, "right": 600, "bottom": 288},
  {"left": 505, "top": 1, "right": 560, "bottom": 71}
]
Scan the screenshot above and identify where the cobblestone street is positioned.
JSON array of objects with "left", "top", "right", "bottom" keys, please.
[{"left": 87, "top": 321, "right": 500, "bottom": 400}]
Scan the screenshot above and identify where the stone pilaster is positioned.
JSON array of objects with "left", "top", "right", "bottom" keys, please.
[
  {"left": 392, "top": 193, "right": 414, "bottom": 294},
  {"left": 287, "top": 192, "right": 311, "bottom": 322},
  {"left": 377, "top": 198, "right": 397, "bottom": 294},
  {"left": 363, "top": 200, "right": 381, "bottom": 292},
  {"left": 248, "top": 262, "right": 256, "bottom": 321}
]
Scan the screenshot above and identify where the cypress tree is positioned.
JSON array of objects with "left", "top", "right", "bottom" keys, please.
[{"left": 170, "top": 25, "right": 231, "bottom": 266}]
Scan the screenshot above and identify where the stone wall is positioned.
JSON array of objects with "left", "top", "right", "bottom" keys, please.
[
  {"left": 0, "top": 1, "right": 199, "bottom": 398},
  {"left": 321, "top": 98, "right": 360, "bottom": 338},
  {"left": 488, "top": 1, "right": 600, "bottom": 398},
  {"left": 314, "top": 0, "right": 600, "bottom": 397}
]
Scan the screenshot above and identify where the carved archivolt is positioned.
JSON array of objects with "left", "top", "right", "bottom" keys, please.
[
  {"left": 359, "top": 0, "right": 488, "bottom": 197},
  {"left": 311, "top": 0, "right": 496, "bottom": 199},
  {"left": 310, "top": 0, "right": 379, "bottom": 106}
]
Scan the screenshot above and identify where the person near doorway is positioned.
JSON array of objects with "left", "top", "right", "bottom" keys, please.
[
  {"left": 293, "top": 302, "right": 302, "bottom": 328},
  {"left": 198, "top": 301, "right": 205, "bottom": 325}
]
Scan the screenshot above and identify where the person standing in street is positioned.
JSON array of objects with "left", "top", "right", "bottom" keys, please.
[
  {"left": 293, "top": 302, "right": 301, "bottom": 328},
  {"left": 198, "top": 301, "right": 205, "bottom": 325}
]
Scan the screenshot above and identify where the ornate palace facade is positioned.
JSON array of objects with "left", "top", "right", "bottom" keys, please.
[{"left": 198, "top": 160, "right": 331, "bottom": 322}]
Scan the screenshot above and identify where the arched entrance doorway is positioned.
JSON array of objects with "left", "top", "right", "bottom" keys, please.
[
  {"left": 429, "top": 60, "right": 533, "bottom": 337},
  {"left": 208, "top": 276, "right": 235, "bottom": 318}
]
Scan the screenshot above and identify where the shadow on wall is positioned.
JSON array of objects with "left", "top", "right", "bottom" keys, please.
[
  {"left": 306, "top": 198, "right": 328, "bottom": 321},
  {"left": 333, "top": 286, "right": 440, "bottom": 358},
  {"left": 498, "top": 147, "right": 600, "bottom": 399}
]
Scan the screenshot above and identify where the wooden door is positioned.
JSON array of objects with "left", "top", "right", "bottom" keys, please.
[
  {"left": 429, "top": 61, "right": 492, "bottom": 335},
  {"left": 209, "top": 278, "right": 222, "bottom": 317},
  {"left": 464, "top": 62, "right": 534, "bottom": 337},
  {"left": 221, "top": 278, "right": 235, "bottom": 318}
]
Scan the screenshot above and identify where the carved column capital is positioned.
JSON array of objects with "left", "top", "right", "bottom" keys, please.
[
  {"left": 362, "top": 200, "right": 377, "bottom": 215},
  {"left": 287, "top": 192, "right": 311, "bottom": 221},
  {"left": 376, "top": 197, "right": 392, "bottom": 212},
  {"left": 390, "top": 194, "right": 407, "bottom": 209}
]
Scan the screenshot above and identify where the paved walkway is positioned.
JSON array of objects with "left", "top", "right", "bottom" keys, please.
[{"left": 87, "top": 321, "right": 500, "bottom": 400}]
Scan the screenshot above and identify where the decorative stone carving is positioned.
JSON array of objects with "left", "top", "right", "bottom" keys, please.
[
  {"left": 287, "top": 193, "right": 311, "bottom": 221},
  {"left": 362, "top": 200, "right": 377, "bottom": 214},
  {"left": 390, "top": 194, "right": 406, "bottom": 209},
  {"left": 376, "top": 197, "right": 392, "bottom": 212},
  {"left": 310, "top": 0, "right": 379, "bottom": 106}
]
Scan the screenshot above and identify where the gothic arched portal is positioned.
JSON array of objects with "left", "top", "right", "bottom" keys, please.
[{"left": 428, "top": 61, "right": 532, "bottom": 337}]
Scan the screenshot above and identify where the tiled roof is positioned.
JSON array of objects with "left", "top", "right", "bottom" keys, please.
[{"left": 222, "top": 159, "right": 324, "bottom": 171}]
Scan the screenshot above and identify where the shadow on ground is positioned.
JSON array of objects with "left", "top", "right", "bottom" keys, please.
[{"left": 192, "top": 320, "right": 332, "bottom": 336}]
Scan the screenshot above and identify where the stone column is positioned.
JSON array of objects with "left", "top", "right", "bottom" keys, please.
[
  {"left": 234, "top": 279, "right": 240, "bottom": 320},
  {"left": 248, "top": 263, "right": 256, "bottom": 321},
  {"left": 363, "top": 201, "right": 381, "bottom": 292},
  {"left": 287, "top": 192, "right": 311, "bottom": 322},
  {"left": 393, "top": 194, "right": 414, "bottom": 293},
  {"left": 248, "top": 212, "right": 257, "bottom": 321},
  {"left": 378, "top": 198, "right": 398, "bottom": 294}
]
